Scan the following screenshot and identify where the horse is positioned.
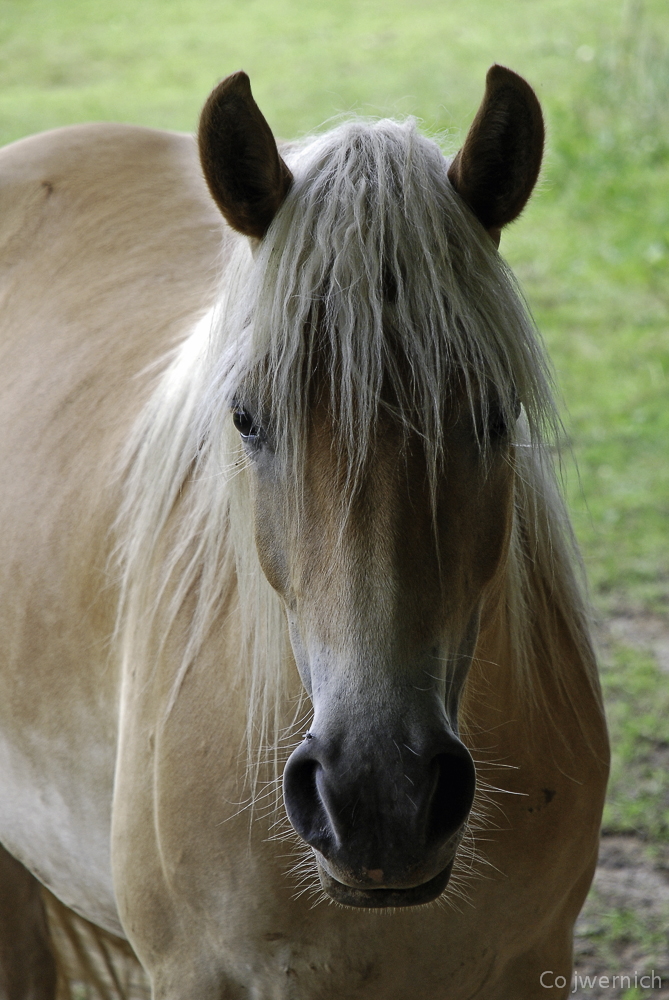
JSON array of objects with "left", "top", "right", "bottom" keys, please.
[{"left": 0, "top": 65, "right": 609, "bottom": 999}]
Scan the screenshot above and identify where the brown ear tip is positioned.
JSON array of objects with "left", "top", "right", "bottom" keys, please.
[
  {"left": 206, "top": 70, "right": 252, "bottom": 106},
  {"left": 487, "top": 63, "right": 511, "bottom": 78},
  {"left": 226, "top": 70, "right": 251, "bottom": 90},
  {"left": 486, "top": 64, "right": 514, "bottom": 86},
  {"left": 486, "top": 64, "right": 535, "bottom": 97}
]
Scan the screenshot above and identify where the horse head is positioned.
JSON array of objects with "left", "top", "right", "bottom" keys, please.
[{"left": 198, "top": 67, "right": 545, "bottom": 907}]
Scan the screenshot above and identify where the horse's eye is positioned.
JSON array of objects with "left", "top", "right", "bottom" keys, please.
[
  {"left": 232, "top": 407, "right": 262, "bottom": 443},
  {"left": 487, "top": 392, "right": 521, "bottom": 440},
  {"left": 487, "top": 396, "right": 520, "bottom": 440},
  {"left": 488, "top": 406, "right": 510, "bottom": 439}
]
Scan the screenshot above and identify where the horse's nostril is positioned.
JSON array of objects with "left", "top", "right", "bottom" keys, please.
[
  {"left": 427, "top": 751, "right": 476, "bottom": 847},
  {"left": 283, "top": 751, "right": 333, "bottom": 853}
]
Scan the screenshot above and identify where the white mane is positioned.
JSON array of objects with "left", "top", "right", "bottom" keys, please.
[{"left": 116, "top": 117, "right": 600, "bottom": 793}]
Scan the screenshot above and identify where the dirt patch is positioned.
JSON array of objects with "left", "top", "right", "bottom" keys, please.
[
  {"left": 573, "top": 835, "right": 669, "bottom": 998},
  {"left": 600, "top": 613, "right": 669, "bottom": 674},
  {"left": 570, "top": 610, "right": 669, "bottom": 998}
]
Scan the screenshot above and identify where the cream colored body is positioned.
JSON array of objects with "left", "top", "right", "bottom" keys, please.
[
  {"left": 0, "top": 124, "right": 608, "bottom": 998},
  {"left": 0, "top": 124, "right": 223, "bottom": 934}
]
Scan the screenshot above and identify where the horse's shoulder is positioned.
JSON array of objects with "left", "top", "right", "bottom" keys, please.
[
  {"left": 0, "top": 123, "right": 203, "bottom": 204},
  {"left": 0, "top": 123, "right": 224, "bottom": 275},
  {"left": 0, "top": 123, "right": 228, "bottom": 492}
]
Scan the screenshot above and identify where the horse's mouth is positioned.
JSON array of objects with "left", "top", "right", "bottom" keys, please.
[{"left": 316, "top": 859, "right": 455, "bottom": 908}]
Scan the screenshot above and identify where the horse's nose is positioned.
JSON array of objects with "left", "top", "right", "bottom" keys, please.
[{"left": 282, "top": 731, "right": 476, "bottom": 884}]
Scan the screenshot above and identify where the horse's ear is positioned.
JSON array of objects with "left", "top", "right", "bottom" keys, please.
[
  {"left": 198, "top": 71, "right": 293, "bottom": 240},
  {"left": 447, "top": 65, "right": 544, "bottom": 247}
]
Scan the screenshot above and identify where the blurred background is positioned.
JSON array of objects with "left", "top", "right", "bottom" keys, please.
[{"left": 1, "top": 0, "right": 667, "bottom": 995}]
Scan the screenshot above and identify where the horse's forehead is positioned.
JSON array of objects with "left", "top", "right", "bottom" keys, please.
[{"left": 300, "top": 395, "right": 450, "bottom": 515}]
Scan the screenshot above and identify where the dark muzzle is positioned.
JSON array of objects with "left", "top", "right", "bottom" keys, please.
[{"left": 282, "top": 727, "right": 476, "bottom": 907}]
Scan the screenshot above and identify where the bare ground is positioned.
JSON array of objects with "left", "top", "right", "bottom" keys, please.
[
  {"left": 569, "top": 612, "right": 669, "bottom": 999},
  {"left": 573, "top": 835, "right": 669, "bottom": 998}
]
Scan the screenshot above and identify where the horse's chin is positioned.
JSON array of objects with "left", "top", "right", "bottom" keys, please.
[{"left": 316, "top": 859, "right": 455, "bottom": 908}]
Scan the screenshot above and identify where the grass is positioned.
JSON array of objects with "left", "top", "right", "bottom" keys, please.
[
  {"left": 504, "top": 2, "right": 669, "bottom": 618},
  {"left": 603, "top": 645, "right": 669, "bottom": 838},
  {"left": 1, "top": 0, "right": 668, "bottom": 987}
]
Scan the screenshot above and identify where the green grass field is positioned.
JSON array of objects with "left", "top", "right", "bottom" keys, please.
[{"left": 1, "top": 0, "right": 668, "bottom": 994}]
